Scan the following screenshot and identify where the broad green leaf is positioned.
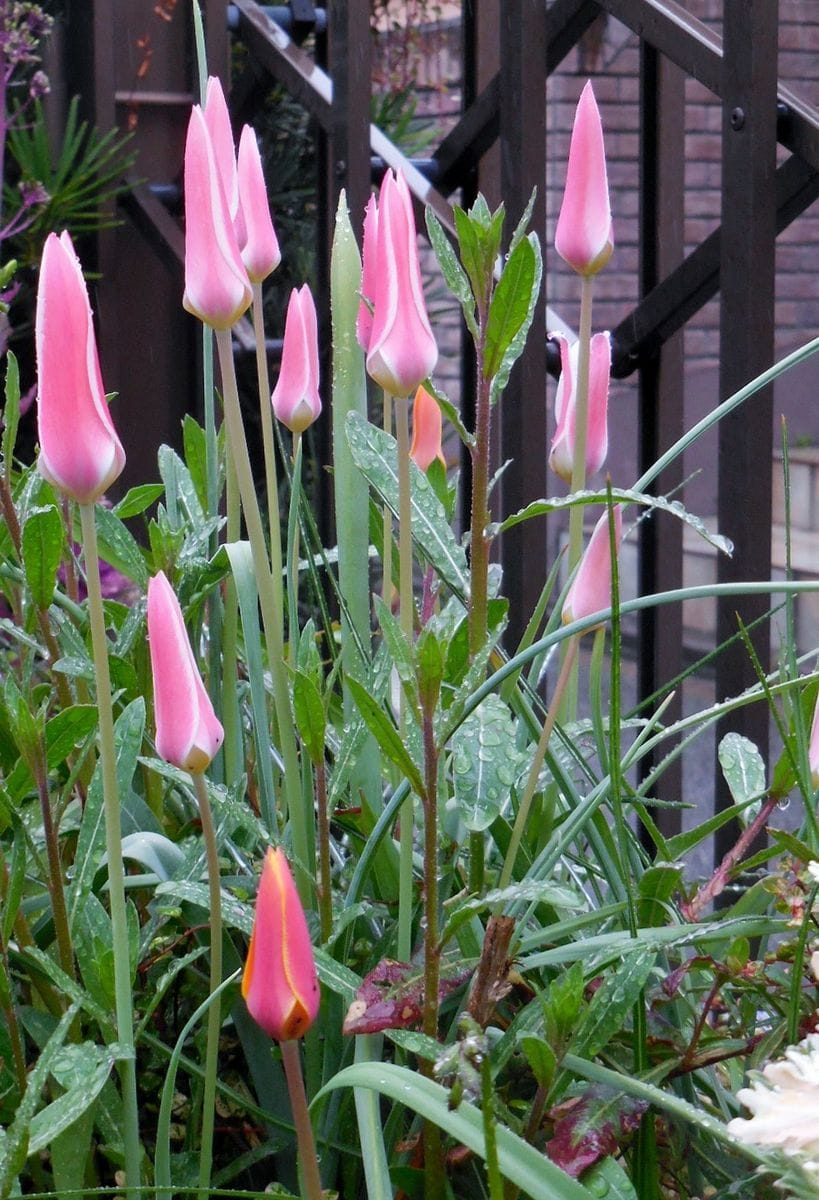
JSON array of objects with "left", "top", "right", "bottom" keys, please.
[
  {"left": 416, "top": 626, "right": 443, "bottom": 715},
  {"left": 373, "top": 595, "right": 420, "bottom": 723},
  {"left": 112, "top": 483, "right": 164, "bottom": 520},
  {"left": 28, "top": 1042, "right": 115, "bottom": 1154},
  {"left": 637, "top": 864, "right": 684, "bottom": 928},
  {"left": 292, "top": 667, "right": 326, "bottom": 766},
  {"left": 451, "top": 694, "right": 521, "bottom": 832},
  {"left": 484, "top": 233, "right": 537, "bottom": 379},
  {"left": 6, "top": 703, "right": 97, "bottom": 804},
  {"left": 571, "top": 949, "right": 656, "bottom": 1060},
  {"left": 346, "top": 412, "right": 468, "bottom": 594},
  {"left": 719, "top": 732, "right": 766, "bottom": 806},
  {"left": 347, "top": 677, "right": 425, "bottom": 798},
  {"left": 21, "top": 504, "right": 64, "bottom": 610},
  {"left": 154, "top": 879, "right": 252, "bottom": 935},
  {"left": 182, "top": 413, "right": 209, "bottom": 511},
  {"left": 497, "top": 487, "right": 733, "bottom": 556},
  {"left": 74, "top": 893, "right": 116, "bottom": 1010},
  {"left": 120, "top": 831, "right": 185, "bottom": 881},
  {"left": 489, "top": 232, "right": 542, "bottom": 403},
  {"left": 543, "top": 960, "right": 586, "bottom": 1054},
  {"left": 519, "top": 1036, "right": 557, "bottom": 1093},
  {"left": 583, "top": 1157, "right": 639, "bottom": 1200},
  {"left": 87, "top": 503, "right": 148, "bottom": 586},
  {"left": 426, "top": 208, "right": 478, "bottom": 338},
  {"left": 316, "top": 1062, "right": 596, "bottom": 1200}
]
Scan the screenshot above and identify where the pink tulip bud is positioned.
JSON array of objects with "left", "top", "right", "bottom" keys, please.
[
  {"left": 562, "top": 507, "right": 622, "bottom": 626},
  {"left": 35, "top": 231, "right": 125, "bottom": 505},
  {"left": 242, "top": 847, "right": 320, "bottom": 1041},
  {"left": 366, "top": 170, "right": 437, "bottom": 397},
  {"left": 555, "top": 81, "right": 613, "bottom": 277},
  {"left": 147, "top": 571, "right": 224, "bottom": 772},
  {"left": 203, "top": 76, "right": 246, "bottom": 248},
  {"left": 237, "top": 125, "right": 281, "bottom": 283},
  {"left": 356, "top": 193, "right": 378, "bottom": 352},
  {"left": 810, "top": 693, "right": 819, "bottom": 789},
  {"left": 549, "top": 331, "right": 611, "bottom": 483},
  {"left": 182, "top": 105, "right": 252, "bottom": 330},
  {"left": 410, "top": 385, "right": 445, "bottom": 471},
  {"left": 271, "top": 285, "right": 321, "bottom": 434}
]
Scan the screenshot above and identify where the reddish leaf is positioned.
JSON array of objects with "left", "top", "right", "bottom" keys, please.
[
  {"left": 342, "top": 957, "right": 472, "bottom": 1035},
  {"left": 546, "top": 1084, "right": 648, "bottom": 1177}
]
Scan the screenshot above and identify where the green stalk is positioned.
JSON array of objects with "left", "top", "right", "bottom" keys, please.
[
  {"left": 214, "top": 329, "right": 310, "bottom": 901},
  {"left": 315, "top": 759, "right": 332, "bottom": 943},
  {"left": 252, "top": 281, "right": 284, "bottom": 564},
  {"left": 280, "top": 1039, "right": 324, "bottom": 1200},
  {"left": 33, "top": 753, "right": 74, "bottom": 985},
  {"left": 481, "top": 1054, "right": 503, "bottom": 1200},
  {"left": 421, "top": 709, "right": 444, "bottom": 1198},
  {"left": 468, "top": 345, "right": 491, "bottom": 660},
  {"left": 287, "top": 432, "right": 303, "bottom": 668},
  {"left": 395, "top": 393, "right": 414, "bottom": 962},
  {"left": 221, "top": 447, "right": 243, "bottom": 785},
  {"left": 498, "top": 635, "right": 579, "bottom": 891},
  {"left": 192, "top": 771, "right": 223, "bottom": 1200},
  {"left": 79, "top": 501, "right": 141, "bottom": 1197}
]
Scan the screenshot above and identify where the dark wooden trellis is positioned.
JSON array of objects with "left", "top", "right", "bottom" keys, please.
[{"left": 60, "top": 1, "right": 819, "bottom": 858}]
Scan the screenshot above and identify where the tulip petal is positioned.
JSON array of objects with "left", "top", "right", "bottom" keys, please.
[
  {"left": 548, "top": 331, "right": 610, "bottom": 483},
  {"left": 36, "top": 231, "right": 125, "bottom": 505},
  {"left": 410, "top": 385, "right": 445, "bottom": 471},
  {"left": 147, "top": 571, "right": 224, "bottom": 772},
  {"left": 237, "top": 125, "right": 281, "bottom": 283},
  {"left": 562, "top": 507, "right": 622, "bottom": 626},
  {"left": 183, "top": 105, "right": 252, "bottom": 330},
  {"left": 366, "top": 170, "right": 437, "bottom": 397},
  {"left": 271, "top": 285, "right": 321, "bottom": 433},
  {"left": 555, "top": 81, "right": 613, "bottom": 277},
  {"left": 203, "top": 77, "right": 242, "bottom": 238},
  {"left": 356, "top": 193, "right": 379, "bottom": 352},
  {"left": 242, "top": 847, "right": 320, "bottom": 1041}
]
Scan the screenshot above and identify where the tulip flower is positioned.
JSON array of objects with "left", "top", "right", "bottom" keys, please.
[
  {"left": 203, "top": 76, "right": 246, "bottom": 248},
  {"left": 237, "top": 124, "right": 281, "bottom": 283},
  {"left": 182, "top": 104, "right": 252, "bottom": 330},
  {"left": 147, "top": 571, "right": 224, "bottom": 772},
  {"left": 809, "top": 692, "right": 819, "bottom": 788},
  {"left": 356, "top": 193, "right": 378, "bottom": 352},
  {"left": 242, "top": 846, "right": 320, "bottom": 1041},
  {"left": 410, "top": 384, "right": 445, "bottom": 471},
  {"left": 271, "top": 285, "right": 321, "bottom": 434},
  {"left": 562, "top": 507, "right": 622, "bottom": 626},
  {"left": 555, "top": 81, "right": 613, "bottom": 277},
  {"left": 549, "top": 331, "right": 611, "bottom": 483},
  {"left": 366, "top": 170, "right": 438, "bottom": 397},
  {"left": 35, "top": 231, "right": 126, "bottom": 505}
]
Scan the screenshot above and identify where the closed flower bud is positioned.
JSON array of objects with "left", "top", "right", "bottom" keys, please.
[
  {"left": 242, "top": 847, "right": 320, "bottom": 1041},
  {"left": 271, "top": 285, "right": 321, "bottom": 434},
  {"left": 35, "top": 231, "right": 125, "bottom": 504},
  {"left": 562, "top": 507, "right": 622, "bottom": 627},
  {"left": 203, "top": 76, "right": 245, "bottom": 247},
  {"left": 356, "top": 193, "right": 378, "bottom": 352},
  {"left": 147, "top": 571, "right": 224, "bottom": 772},
  {"left": 555, "top": 81, "right": 613, "bottom": 277},
  {"left": 549, "top": 331, "right": 611, "bottom": 483},
  {"left": 410, "top": 385, "right": 445, "bottom": 471},
  {"left": 366, "top": 170, "right": 437, "bottom": 397},
  {"left": 237, "top": 125, "right": 281, "bottom": 283}
]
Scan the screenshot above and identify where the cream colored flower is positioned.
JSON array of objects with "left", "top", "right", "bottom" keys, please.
[
  {"left": 728, "top": 1035, "right": 819, "bottom": 1154},
  {"left": 806, "top": 861, "right": 819, "bottom": 885}
]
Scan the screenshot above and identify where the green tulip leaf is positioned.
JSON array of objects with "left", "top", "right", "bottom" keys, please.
[{"left": 22, "top": 503, "right": 64, "bottom": 610}]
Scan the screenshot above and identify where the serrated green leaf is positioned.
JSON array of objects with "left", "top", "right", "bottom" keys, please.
[
  {"left": 22, "top": 504, "right": 64, "bottom": 610},
  {"left": 484, "top": 235, "right": 537, "bottom": 380},
  {"left": 489, "top": 233, "right": 543, "bottom": 404},
  {"left": 292, "top": 668, "right": 326, "bottom": 766},
  {"left": 426, "top": 209, "right": 478, "bottom": 338},
  {"left": 451, "top": 694, "right": 521, "bottom": 832},
  {"left": 346, "top": 412, "right": 468, "bottom": 594},
  {"left": 347, "top": 676, "right": 425, "bottom": 798}
]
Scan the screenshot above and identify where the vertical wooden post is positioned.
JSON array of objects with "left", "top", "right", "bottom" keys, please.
[
  {"left": 714, "top": 1, "right": 779, "bottom": 865},
  {"left": 638, "top": 45, "right": 685, "bottom": 835},
  {"left": 498, "top": 0, "right": 547, "bottom": 651}
]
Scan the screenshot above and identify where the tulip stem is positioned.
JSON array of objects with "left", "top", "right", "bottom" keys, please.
[
  {"left": 567, "top": 275, "right": 595, "bottom": 572},
  {"left": 395, "top": 393, "right": 415, "bottom": 964},
  {"left": 381, "top": 389, "right": 393, "bottom": 609},
  {"left": 468, "top": 339, "right": 492, "bottom": 662},
  {"left": 315, "top": 758, "right": 333, "bottom": 943},
  {"left": 280, "top": 1038, "right": 324, "bottom": 1200},
  {"left": 421, "top": 708, "right": 445, "bottom": 1198},
  {"left": 214, "top": 329, "right": 310, "bottom": 903},
  {"left": 191, "top": 770, "right": 223, "bottom": 1200},
  {"left": 287, "top": 431, "right": 303, "bottom": 668},
  {"left": 497, "top": 633, "right": 579, "bottom": 891},
  {"left": 221, "top": 448, "right": 243, "bottom": 787},
  {"left": 79, "top": 501, "right": 141, "bottom": 1198}
]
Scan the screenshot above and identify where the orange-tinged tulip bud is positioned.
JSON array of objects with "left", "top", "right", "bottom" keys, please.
[
  {"left": 242, "top": 847, "right": 320, "bottom": 1041},
  {"left": 410, "top": 385, "right": 445, "bottom": 471},
  {"left": 555, "top": 81, "right": 613, "bottom": 277},
  {"left": 271, "top": 285, "right": 321, "bottom": 434},
  {"left": 182, "top": 105, "right": 252, "bottom": 330},
  {"left": 562, "top": 508, "right": 622, "bottom": 626},
  {"left": 35, "top": 231, "right": 125, "bottom": 504},
  {"left": 549, "top": 331, "right": 611, "bottom": 483},
  {"left": 147, "top": 571, "right": 224, "bottom": 772},
  {"left": 237, "top": 125, "right": 281, "bottom": 283},
  {"left": 366, "top": 170, "right": 437, "bottom": 397}
]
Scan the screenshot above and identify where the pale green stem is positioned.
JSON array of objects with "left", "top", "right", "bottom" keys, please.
[
  {"left": 214, "top": 328, "right": 310, "bottom": 902},
  {"left": 315, "top": 758, "right": 332, "bottom": 943},
  {"left": 221, "top": 446, "right": 243, "bottom": 785},
  {"left": 382, "top": 389, "right": 393, "bottom": 609},
  {"left": 79, "top": 501, "right": 141, "bottom": 1197},
  {"left": 192, "top": 771, "right": 223, "bottom": 1200},
  {"left": 498, "top": 634, "right": 579, "bottom": 891},
  {"left": 481, "top": 1054, "right": 504, "bottom": 1200},
  {"left": 395, "top": 394, "right": 415, "bottom": 963},
  {"left": 280, "top": 1039, "right": 323, "bottom": 1200},
  {"left": 287, "top": 431, "right": 303, "bottom": 669}
]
